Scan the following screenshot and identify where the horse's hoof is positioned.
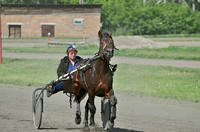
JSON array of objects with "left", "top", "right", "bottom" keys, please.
[
  {"left": 89, "top": 124, "right": 96, "bottom": 130},
  {"left": 83, "top": 125, "right": 89, "bottom": 131},
  {"left": 83, "top": 120, "right": 89, "bottom": 128},
  {"left": 75, "top": 113, "right": 81, "bottom": 125},
  {"left": 83, "top": 124, "right": 89, "bottom": 128},
  {"left": 89, "top": 121, "right": 96, "bottom": 129},
  {"left": 104, "top": 121, "right": 114, "bottom": 130}
]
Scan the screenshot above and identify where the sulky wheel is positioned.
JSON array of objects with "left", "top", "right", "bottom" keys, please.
[{"left": 32, "top": 88, "right": 44, "bottom": 129}]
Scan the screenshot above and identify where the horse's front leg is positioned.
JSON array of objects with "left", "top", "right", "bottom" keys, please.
[
  {"left": 75, "top": 102, "right": 81, "bottom": 124},
  {"left": 110, "top": 95, "right": 117, "bottom": 124},
  {"left": 83, "top": 99, "right": 89, "bottom": 128},
  {"left": 88, "top": 95, "right": 96, "bottom": 127},
  {"left": 103, "top": 90, "right": 117, "bottom": 130}
]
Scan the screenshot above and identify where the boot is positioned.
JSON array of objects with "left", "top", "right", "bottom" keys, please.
[{"left": 46, "top": 80, "right": 55, "bottom": 97}]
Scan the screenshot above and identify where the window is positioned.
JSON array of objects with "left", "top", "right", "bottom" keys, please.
[
  {"left": 9, "top": 25, "right": 21, "bottom": 38},
  {"left": 73, "top": 18, "right": 84, "bottom": 25},
  {"left": 41, "top": 25, "right": 55, "bottom": 37}
]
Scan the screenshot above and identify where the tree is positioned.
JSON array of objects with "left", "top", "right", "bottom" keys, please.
[
  {"left": 1, "top": 0, "right": 57, "bottom": 4},
  {"left": 185, "top": 0, "right": 200, "bottom": 11}
]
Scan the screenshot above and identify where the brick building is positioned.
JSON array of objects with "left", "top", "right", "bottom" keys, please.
[{"left": 0, "top": 4, "right": 101, "bottom": 38}]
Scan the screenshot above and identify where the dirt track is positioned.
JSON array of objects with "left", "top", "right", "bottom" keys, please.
[{"left": 1, "top": 84, "right": 200, "bottom": 132}]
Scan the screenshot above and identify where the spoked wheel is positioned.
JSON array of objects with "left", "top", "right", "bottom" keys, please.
[{"left": 32, "top": 88, "right": 44, "bottom": 129}]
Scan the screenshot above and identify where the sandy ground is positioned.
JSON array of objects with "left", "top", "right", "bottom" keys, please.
[{"left": 1, "top": 84, "right": 200, "bottom": 132}]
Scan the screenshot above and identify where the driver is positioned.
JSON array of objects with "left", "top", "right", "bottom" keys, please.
[{"left": 46, "top": 45, "right": 83, "bottom": 97}]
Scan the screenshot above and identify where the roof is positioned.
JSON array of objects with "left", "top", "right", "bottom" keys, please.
[{"left": 0, "top": 4, "right": 102, "bottom": 9}]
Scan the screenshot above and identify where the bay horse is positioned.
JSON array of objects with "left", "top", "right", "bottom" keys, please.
[{"left": 72, "top": 31, "right": 118, "bottom": 129}]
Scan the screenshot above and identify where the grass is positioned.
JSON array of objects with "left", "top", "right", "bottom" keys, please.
[
  {"left": 114, "top": 64, "right": 200, "bottom": 102},
  {"left": 3, "top": 36, "right": 84, "bottom": 40},
  {"left": 153, "top": 39, "right": 200, "bottom": 42},
  {"left": 143, "top": 33, "right": 200, "bottom": 38},
  {"left": 1, "top": 58, "right": 200, "bottom": 102},
  {"left": 4, "top": 45, "right": 200, "bottom": 60},
  {"left": 114, "top": 46, "right": 200, "bottom": 60},
  {"left": 0, "top": 58, "right": 58, "bottom": 86},
  {"left": 3, "top": 45, "right": 99, "bottom": 55}
]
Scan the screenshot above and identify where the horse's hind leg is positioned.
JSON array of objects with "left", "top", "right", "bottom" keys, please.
[{"left": 83, "top": 99, "right": 89, "bottom": 128}]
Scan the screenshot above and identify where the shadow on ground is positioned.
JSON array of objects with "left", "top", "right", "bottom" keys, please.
[
  {"left": 108, "top": 127, "right": 143, "bottom": 132},
  {"left": 65, "top": 127, "right": 142, "bottom": 132},
  {"left": 39, "top": 127, "right": 58, "bottom": 130}
]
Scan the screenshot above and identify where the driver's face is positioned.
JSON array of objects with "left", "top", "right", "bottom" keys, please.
[{"left": 68, "top": 51, "right": 77, "bottom": 61}]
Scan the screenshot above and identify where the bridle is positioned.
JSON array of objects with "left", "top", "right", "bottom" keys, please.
[{"left": 98, "top": 33, "right": 118, "bottom": 62}]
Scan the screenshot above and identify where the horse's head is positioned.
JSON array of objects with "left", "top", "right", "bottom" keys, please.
[{"left": 98, "top": 30, "right": 118, "bottom": 61}]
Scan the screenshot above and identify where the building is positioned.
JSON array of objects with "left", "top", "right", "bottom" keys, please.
[{"left": 0, "top": 4, "right": 101, "bottom": 38}]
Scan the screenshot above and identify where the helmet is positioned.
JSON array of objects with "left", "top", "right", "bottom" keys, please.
[{"left": 66, "top": 45, "right": 78, "bottom": 53}]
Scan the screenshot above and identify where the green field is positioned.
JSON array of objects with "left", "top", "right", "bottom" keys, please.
[
  {"left": 1, "top": 58, "right": 200, "bottom": 102},
  {"left": 143, "top": 34, "right": 200, "bottom": 38},
  {"left": 4, "top": 45, "right": 200, "bottom": 60},
  {"left": 115, "top": 46, "right": 200, "bottom": 60},
  {"left": 114, "top": 64, "right": 200, "bottom": 102},
  {"left": 3, "top": 45, "right": 99, "bottom": 55}
]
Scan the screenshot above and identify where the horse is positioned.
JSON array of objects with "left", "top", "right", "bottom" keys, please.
[{"left": 72, "top": 30, "right": 118, "bottom": 129}]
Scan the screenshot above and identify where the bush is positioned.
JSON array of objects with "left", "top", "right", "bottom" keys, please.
[{"left": 97, "top": 0, "right": 200, "bottom": 35}]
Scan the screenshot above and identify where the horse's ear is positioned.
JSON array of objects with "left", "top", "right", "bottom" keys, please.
[
  {"left": 98, "top": 30, "right": 102, "bottom": 38},
  {"left": 108, "top": 32, "right": 112, "bottom": 37}
]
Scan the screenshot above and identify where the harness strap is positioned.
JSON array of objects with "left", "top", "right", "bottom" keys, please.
[
  {"left": 109, "top": 64, "right": 117, "bottom": 73},
  {"left": 65, "top": 93, "right": 73, "bottom": 108},
  {"left": 78, "top": 58, "right": 94, "bottom": 90},
  {"left": 70, "top": 93, "right": 72, "bottom": 108},
  {"left": 79, "top": 65, "right": 90, "bottom": 90},
  {"left": 105, "top": 89, "right": 113, "bottom": 97},
  {"left": 83, "top": 71, "right": 89, "bottom": 90}
]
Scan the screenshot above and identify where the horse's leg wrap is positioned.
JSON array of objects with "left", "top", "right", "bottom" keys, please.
[
  {"left": 110, "top": 95, "right": 117, "bottom": 122},
  {"left": 89, "top": 103, "right": 96, "bottom": 114},
  {"left": 101, "top": 97, "right": 111, "bottom": 129},
  {"left": 89, "top": 103, "right": 96, "bottom": 126},
  {"left": 76, "top": 102, "right": 81, "bottom": 115},
  {"left": 83, "top": 100, "right": 89, "bottom": 127},
  {"left": 101, "top": 95, "right": 117, "bottom": 130},
  {"left": 75, "top": 103, "right": 81, "bottom": 124}
]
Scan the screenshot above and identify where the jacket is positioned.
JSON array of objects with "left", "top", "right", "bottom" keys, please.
[{"left": 57, "top": 56, "right": 83, "bottom": 77}]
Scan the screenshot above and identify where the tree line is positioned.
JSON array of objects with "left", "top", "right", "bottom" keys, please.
[{"left": 1, "top": 0, "right": 200, "bottom": 35}]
